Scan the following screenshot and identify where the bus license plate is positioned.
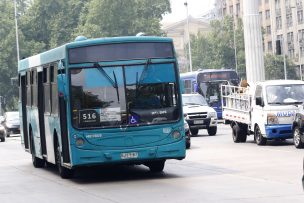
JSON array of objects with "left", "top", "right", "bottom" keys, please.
[
  {"left": 194, "top": 120, "right": 204, "bottom": 124},
  {"left": 120, "top": 152, "right": 138, "bottom": 160}
]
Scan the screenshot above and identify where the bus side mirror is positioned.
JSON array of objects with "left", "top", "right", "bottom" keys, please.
[
  {"left": 256, "top": 97, "right": 264, "bottom": 107},
  {"left": 57, "top": 74, "right": 67, "bottom": 98}
]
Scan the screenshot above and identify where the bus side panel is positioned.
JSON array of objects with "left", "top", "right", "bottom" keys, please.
[
  {"left": 28, "top": 107, "right": 42, "bottom": 158},
  {"left": 44, "top": 115, "right": 56, "bottom": 164}
]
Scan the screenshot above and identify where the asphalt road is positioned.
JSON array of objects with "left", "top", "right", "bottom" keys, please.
[{"left": 0, "top": 124, "right": 304, "bottom": 203}]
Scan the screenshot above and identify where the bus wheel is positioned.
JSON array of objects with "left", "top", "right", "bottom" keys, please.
[
  {"left": 232, "top": 124, "right": 246, "bottom": 143},
  {"left": 293, "top": 126, "right": 304, "bottom": 149},
  {"left": 254, "top": 125, "right": 267, "bottom": 146},
  {"left": 146, "top": 160, "right": 165, "bottom": 173},
  {"left": 0, "top": 136, "right": 5, "bottom": 142},
  {"left": 55, "top": 142, "right": 74, "bottom": 179},
  {"left": 207, "top": 126, "right": 217, "bottom": 136},
  {"left": 30, "top": 133, "right": 45, "bottom": 168},
  {"left": 190, "top": 129, "right": 198, "bottom": 136}
]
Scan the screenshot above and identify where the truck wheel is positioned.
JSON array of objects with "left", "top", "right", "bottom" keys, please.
[
  {"left": 190, "top": 129, "right": 199, "bottom": 136},
  {"left": 293, "top": 126, "right": 304, "bottom": 149},
  {"left": 232, "top": 124, "right": 247, "bottom": 143},
  {"left": 55, "top": 141, "right": 74, "bottom": 179},
  {"left": 207, "top": 126, "right": 217, "bottom": 136},
  {"left": 146, "top": 160, "right": 165, "bottom": 173},
  {"left": 254, "top": 125, "right": 267, "bottom": 146}
]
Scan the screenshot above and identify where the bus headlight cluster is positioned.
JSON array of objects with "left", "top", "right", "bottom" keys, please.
[
  {"left": 267, "top": 113, "right": 279, "bottom": 125},
  {"left": 172, "top": 130, "right": 182, "bottom": 139},
  {"left": 75, "top": 137, "right": 85, "bottom": 146}
]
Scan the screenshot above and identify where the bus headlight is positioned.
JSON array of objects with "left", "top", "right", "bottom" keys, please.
[
  {"left": 267, "top": 113, "right": 279, "bottom": 125},
  {"left": 76, "top": 137, "right": 85, "bottom": 146},
  {"left": 172, "top": 130, "right": 182, "bottom": 139}
]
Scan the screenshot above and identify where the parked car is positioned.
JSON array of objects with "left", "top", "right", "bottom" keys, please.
[
  {"left": 2, "top": 111, "right": 20, "bottom": 137},
  {"left": 0, "top": 124, "right": 5, "bottom": 142},
  {"left": 182, "top": 94, "right": 218, "bottom": 136},
  {"left": 184, "top": 119, "right": 191, "bottom": 149}
]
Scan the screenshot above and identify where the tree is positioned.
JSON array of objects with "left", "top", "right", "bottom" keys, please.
[
  {"left": 77, "top": 0, "right": 171, "bottom": 38},
  {"left": 190, "top": 16, "right": 245, "bottom": 78},
  {"left": 264, "top": 54, "right": 298, "bottom": 80},
  {"left": 20, "top": 0, "right": 90, "bottom": 51}
]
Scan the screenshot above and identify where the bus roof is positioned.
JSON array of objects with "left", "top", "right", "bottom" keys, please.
[
  {"left": 180, "top": 69, "right": 236, "bottom": 79},
  {"left": 18, "top": 36, "right": 173, "bottom": 72}
]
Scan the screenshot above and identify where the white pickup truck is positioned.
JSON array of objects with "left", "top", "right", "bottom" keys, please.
[{"left": 221, "top": 80, "right": 304, "bottom": 146}]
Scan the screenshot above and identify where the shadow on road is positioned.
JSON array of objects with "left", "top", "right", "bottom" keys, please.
[{"left": 43, "top": 163, "right": 180, "bottom": 184}]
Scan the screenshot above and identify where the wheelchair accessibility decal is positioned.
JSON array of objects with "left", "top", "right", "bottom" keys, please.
[{"left": 129, "top": 115, "right": 140, "bottom": 124}]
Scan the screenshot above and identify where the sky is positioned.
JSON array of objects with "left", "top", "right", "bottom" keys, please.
[{"left": 162, "top": 0, "right": 215, "bottom": 23}]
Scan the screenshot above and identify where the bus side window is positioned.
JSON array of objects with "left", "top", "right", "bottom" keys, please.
[
  {"left": 51, "top": 64, "right": 58, "bottom": 115},
  {"left": 43, "top": 66, "right": 51, "bottom": 113},
  {"left": 32, "top": 70, "right": 38, "bottom": 107},
  {"left": 26, "top": 71, "right": 31, "bottom": 106},
  {"left": 184, "top": 80, "right": 192, "bottom": 94}
]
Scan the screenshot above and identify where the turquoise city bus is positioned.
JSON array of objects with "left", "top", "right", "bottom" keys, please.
[{"left": 18, "top": 36, "right": 186, "bottom": 178}]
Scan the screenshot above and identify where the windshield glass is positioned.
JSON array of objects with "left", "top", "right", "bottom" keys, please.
[
  {"left": 70, "top": 63, "right": 180, "bottom": 129},
  {"left": 182, "top": 94, "right": 208, "bottom": 106},
  {"left": 266, "top": 84, "right": 304, "bottom": 104}
]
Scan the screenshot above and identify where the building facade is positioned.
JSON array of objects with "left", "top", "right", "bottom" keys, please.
[
  {"left": 162, "top": 17, "right": 210, "bottom": 72},
  {"left": 216, "top": 0, "right": 304, "bottom": 67}
]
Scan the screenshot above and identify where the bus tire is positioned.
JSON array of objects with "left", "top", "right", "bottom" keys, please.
[
  {"left": 232, "top": 124, "right": 247, "bottom": 143},
  {"left": 190, "top": 129, "right": 199, "bottom": 136},
  {"left": 147, "top": 160, "right": 165, "bottom": 173},
  {"left": 55, "top": 141, "right": 74, "bottom": 179},
  {"left": 207, "top": 126, "right": 217, "bottom": 136},
  {"left": 254, "top": 125, "right": 267, "bottom": 146},
  {"left": 293, "top": 126, "right": 304, "bottom": 149},
  {"left": 0, "top": 137, "right": 5, "bottom": 142},
  {"left": 30, "top": 131, "right": 45, "bottom": 168}
]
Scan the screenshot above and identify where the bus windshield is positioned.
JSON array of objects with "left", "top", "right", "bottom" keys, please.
[{"left": 70, "top": 63, "right": 180, "bottom": 129}]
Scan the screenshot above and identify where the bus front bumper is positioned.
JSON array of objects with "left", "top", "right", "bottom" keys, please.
[
  {"left": 265, "top": 124, "right": 293, "bottom": 139},
  {"left": 71, "top": 139, "right": 186, "bottom": 167}
]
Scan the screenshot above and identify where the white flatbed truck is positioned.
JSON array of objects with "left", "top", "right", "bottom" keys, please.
[{"left": 221, "top": 80, "right": 304, "bottom": 145}]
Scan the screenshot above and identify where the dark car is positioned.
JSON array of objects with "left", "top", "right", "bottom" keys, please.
[
  {"left": 2, "top": 112, "right": 20, "bottom": 137},
  {"left": 184, "top": 120, "right": 191, "bottom": 149}
]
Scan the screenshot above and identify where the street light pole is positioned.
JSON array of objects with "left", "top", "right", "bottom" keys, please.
[
  {"left": 184, "top": 1, "right": 193, "bottom": 72},
  {"left": 14, "top": 0, "right": 20, "bottom": 62},
  {"left": 233, "top": 20, "right": 238, "bottom": 73}
]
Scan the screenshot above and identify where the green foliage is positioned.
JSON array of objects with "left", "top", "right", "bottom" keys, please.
[
  {"left": 190, "top": 16, "right": 245, "bottom": 77},
  {"left": 264, "top": 54, "right": 299, "bottom": 80},
  {"left": 77, "top": 0, "right": 170, "bottom": 38},
  {"left": 0, "top": 0, "right": 170, "bottom": 110}
]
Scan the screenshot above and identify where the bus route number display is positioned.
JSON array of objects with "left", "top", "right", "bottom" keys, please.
[{"left": 79, "top": 109, "right": 100, "bottom": 125}]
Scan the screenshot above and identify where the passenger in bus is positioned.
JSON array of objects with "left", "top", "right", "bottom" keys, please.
[{"left": 133, "top": 86, "right": 161, "bottom": 108}]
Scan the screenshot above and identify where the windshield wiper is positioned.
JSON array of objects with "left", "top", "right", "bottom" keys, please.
[
  {"left": 138, "top": 58, "right": 152, "bottom": 84},
  {"left": 94, "top": 63, "right": 120, "bottom": 103}
]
